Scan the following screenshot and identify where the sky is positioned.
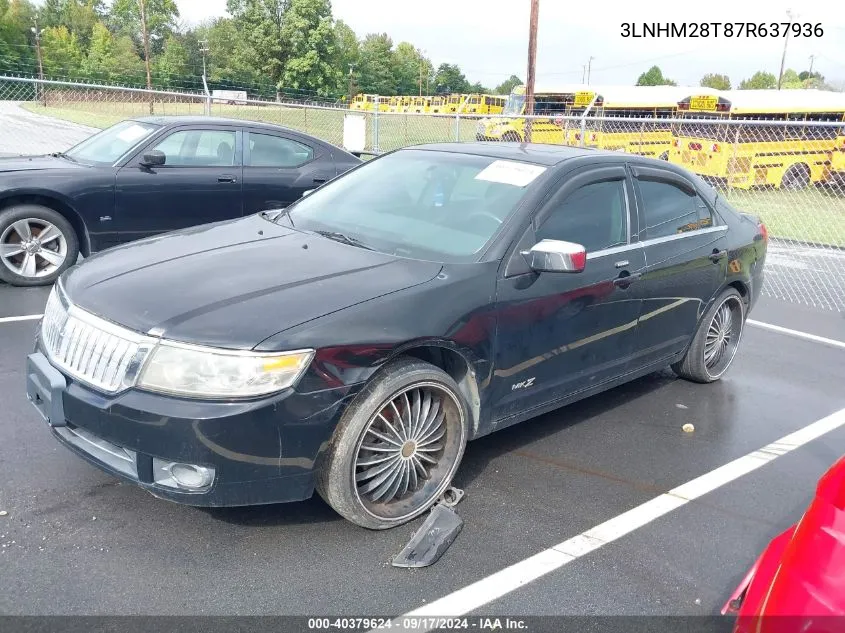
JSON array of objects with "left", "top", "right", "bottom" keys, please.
[{"left": 174, "top": 0, "right": 845, "bottom": 89}]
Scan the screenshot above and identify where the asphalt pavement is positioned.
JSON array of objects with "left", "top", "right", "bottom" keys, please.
[
  {"left": 0, "top": 284, "right": 842, "bottom": 617},
  {"left": 0, "top": 101, "right": 96, "bottom": 156}
]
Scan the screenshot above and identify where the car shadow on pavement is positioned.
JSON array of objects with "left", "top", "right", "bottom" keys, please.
[
  {"left": 454, "top": 369, "right": 678, "bottom": 491},
  {"left": 202, "top": 495, "right": 342, "bottom": 527}
]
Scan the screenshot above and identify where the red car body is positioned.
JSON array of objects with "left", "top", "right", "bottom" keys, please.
[{"left": 723, "top": 456, "right": 845, "bottom": 632}]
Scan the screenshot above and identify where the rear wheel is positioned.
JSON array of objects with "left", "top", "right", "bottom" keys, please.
[
  {"left": 316, "top": 358, "right": 469, "bottom": 529},
  {"left": 0, "top": 205, "right": 78, "bottom": 286},
  {"left": 671, "top": 288, "right": 745, "bottom": 383},
  {"left": 781, "top": 163, "right": 810, "bottom": 190}
]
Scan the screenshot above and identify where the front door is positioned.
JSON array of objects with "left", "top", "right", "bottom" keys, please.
[
  {"left": 492, "top": 165, "right": 646, "bottom": 422},
  {"left": 628, "top": 165, "right": 729, "bottom": 369},
  {"left": 113, "top": 126, "right": 243, "bottom": 243}
]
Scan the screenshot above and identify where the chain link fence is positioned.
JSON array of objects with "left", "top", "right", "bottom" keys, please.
[{"left": 1, "top": 76, "right": 843, "bottom": 311}]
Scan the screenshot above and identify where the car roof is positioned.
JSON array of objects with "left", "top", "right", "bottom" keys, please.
[
  {"left": 405, "top": 142, "right": 596, "bottom": 166},
  {"left": 132, "top": 115, "right": 295, "bottom": 131}
]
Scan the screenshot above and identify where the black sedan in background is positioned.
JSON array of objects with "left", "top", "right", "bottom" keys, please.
[
  {"left": 0, "top": 116, "right": 361, "bottom": 286},
  {"left": 25, "top": 143, "right": 768, "bottom": 529}
]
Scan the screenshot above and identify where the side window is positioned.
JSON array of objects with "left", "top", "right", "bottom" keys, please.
[
  {"left": 637, "top": 178, "right": 711, "bottom": 238},
  {"left": 151, "top": 130, "right": 236, "bottom": 167},
  {"left": 537, "top": 179, "right": 628, "bottom": 253},
  {"left": 247, "top": 132, "right": 314, "bottom": 168}
]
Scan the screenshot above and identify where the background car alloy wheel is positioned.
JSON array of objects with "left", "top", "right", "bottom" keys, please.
[
  {"left": 0, "top": 218, "right": 68, "bottom": 279},
  {"left": 0, "top": 205, "right": 79, "bottom": 286},
  {"left": 353, "top": 382, "right": 464, "bottom": 523}
]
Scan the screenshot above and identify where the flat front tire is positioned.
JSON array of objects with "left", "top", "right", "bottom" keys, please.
[
  {"left": 0, "top": 205, "right": 78, "bottom": 286},
  {"left": 672, "top": 288, "right": 746, "bottom": 383},
  {"left": 316, "top": 357, "right": 469, "bottom": 530}
]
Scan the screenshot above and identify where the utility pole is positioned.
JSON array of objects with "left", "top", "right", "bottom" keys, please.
[
  {"left": 525, "top": 0, "right": 539, "bottom": 142},
  {"left": 581, "top": 65, "right": 586, "bottom": 83},
  {"left": 348, "top": 63, "right": 355, "bottom": 105},
  {"left": 808, "top": 54, "right": 816, "bottom": 74},
  {"left": 138, "top": 0, "right": 153, "bottom": 113},
  {"left": 777, "top": 9, "right": 796, "bottom": 90},
  {"left": 31, "top": 15, "right": 45, "bottom": 106},
  {"left": 586, "top": 56, "right": 595, "bottom": 85}
]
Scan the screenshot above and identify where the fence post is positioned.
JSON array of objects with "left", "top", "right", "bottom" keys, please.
[
  {"left": 373, "top": 94, "right": 380, "bottom": 153},
  {"left": 579, "top": 93, "right": 600, "bottom": 149},
  {"left": 455, "top": 114, "right": 461, "bottom": 142}
]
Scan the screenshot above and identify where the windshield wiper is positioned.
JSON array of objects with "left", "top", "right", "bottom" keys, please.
[
  {"left": 313, "top": 230, "right": 374, "bottom": 250},
  {"left": 50, "top": 151, "right": 77, "bottom": 163},
  {"left": 260, "top": 208, "right": 295, "bottom": 227}
]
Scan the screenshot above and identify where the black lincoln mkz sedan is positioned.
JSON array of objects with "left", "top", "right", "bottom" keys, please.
[{"left": 26, "top": 143, "right": 768, "bottom": 529}]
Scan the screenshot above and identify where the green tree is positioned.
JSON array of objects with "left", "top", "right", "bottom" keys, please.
[
  {"left": 278, "top": 0, "right": 338, "bottom": 96},
  {"left": 153, "top": 34, "right": 189, "bottom": 88},
  {"left": 700, "top": 73, "right": 730, "bottom": 90},
  {"left": 357, "top": 32, "right": 394, "bottom": 94},
  {"left": 392, "top": 42, "right": 431, "bottom": 96},
  {"left": 110, "top": 0, "right": 179, "bottom": 55},
  {"left": 40, "top": 25, "right": 85, "bottom": 78},
  {"left": 738, "top": 71, "right": 777, "bottom": 89},
  {"left": 193, "top": 17, "right": 270, "bottom": 95},
  {"left": 0, "top": 0, "right": 36, "bottom": 75},
  {"left": 780, "top": 68, "right": 802, "bottom": 88},
  {"left": 83, "top": 21, "right": 145, "bottom": 84},
  {"left": 39, "top": 0, "right": 64, "bottom": 27},
  {"left": 434, "top": 63, "right": 469, "bottom": 94},
  {"left": 467, "top": 81, "right": 488, "bottom": 93},
  {"left": 226, "top": 0, "right": 288, "bottom": 88},
  {"left": 494, "top": 74, "right": 522, "bottom": 94},
  {"left": 59, "top": 1, "right": 104, "bottom": 47},
  {"left": 636, "top": 65, "right": 676, "bottom": 86}
]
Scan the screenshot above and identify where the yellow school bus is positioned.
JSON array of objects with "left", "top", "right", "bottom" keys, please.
[
  {"left": 669, "top": 89, "right": 845, "bottom": 189},
  {"left": 350, "top": 94, "right": 376, "bottom": 111},
  {"left": 573, "top": 86, "right": 722, "bottom": 158},
  {"left": 462, "top": 94, "right": 506, "bottom": 115},
  {"left": 475, "top": 84, "right": 601, "bottom": 143},
  {"left": 428, "top": 95, "right": 449, "bottom": 114},
  {"left": 444, "top": 94, "right": 467, "bottom": 113}
]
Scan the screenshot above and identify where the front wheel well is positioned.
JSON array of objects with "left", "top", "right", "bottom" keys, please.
[
  {"left": 0, "top": 194, "right": 90, "bottom": 256},
  {"left": 399, "top": 345, "right": 481, "bottom": 437}
]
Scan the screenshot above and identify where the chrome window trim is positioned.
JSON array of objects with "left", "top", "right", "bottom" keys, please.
[
  {"left": 586, "top": 225, "right": 726, "bottom": 260},
  {"left": 586, "top": 242, "right": 644, "bottom": 260}
]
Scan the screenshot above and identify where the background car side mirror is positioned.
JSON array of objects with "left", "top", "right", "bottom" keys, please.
[
  {"left": 141, "top": 150, "right": 166, "bottom": 167},
  {"left": 521, "top": 239, "right": 586, "bottom": 273}
]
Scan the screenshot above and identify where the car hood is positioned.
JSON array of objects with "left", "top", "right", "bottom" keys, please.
[
  {"left": 0, "top": 155, "right": 85, "bottom": 173},
  {"left": 62, "top": 214, "right": 443, "bottom": 349}
]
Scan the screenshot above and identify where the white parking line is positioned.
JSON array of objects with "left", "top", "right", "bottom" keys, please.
[
  {"left": 0, "top": 314, "right": 42, "bottom": 324},
  {"left": 748, "top": 319, "right": 845, "bottom": 350},
  {"left": 393, "top": 406, "right": 845, "bottom": 625}
]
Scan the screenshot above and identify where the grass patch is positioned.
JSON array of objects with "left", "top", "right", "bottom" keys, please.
[{"left": 723, "top": 188, "right": 845, "bottom": 247}]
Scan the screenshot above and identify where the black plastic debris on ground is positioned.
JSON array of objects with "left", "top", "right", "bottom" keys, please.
[{"left": 392, "top": 503, "right": 464, "bottom": 568}]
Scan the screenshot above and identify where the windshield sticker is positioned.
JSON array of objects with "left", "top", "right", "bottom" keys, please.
[
  {"left": 117, "top": 124, "right": 151, "bottom": 143},
  {"left": 475, "top": 160, "right": 547, "bottom": 187}
]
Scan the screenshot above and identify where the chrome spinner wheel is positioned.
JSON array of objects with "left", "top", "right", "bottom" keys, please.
[
  {"left": 353, "top": 382, "right": 465, "bottom": 523},
  {"left": 0, "top": 217, "right": 68, "bottom": 280},
  {"left": 703, "top": 295, "right": 744, "bottom": 380}
]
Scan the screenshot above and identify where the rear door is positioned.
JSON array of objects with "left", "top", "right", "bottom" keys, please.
[
  {"left": 628, "top": 164, "right": 729, "bottom": 369},
  {"left": 242, "top": 130, "right": 336, "bottom": 214},
  {"left": 114, "top": 125, "right": 243, "bottom": 241}
]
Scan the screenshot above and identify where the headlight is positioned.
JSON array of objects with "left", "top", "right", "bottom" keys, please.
[{"left": 137, "top": 341, "right": 314, "bottom": 399}]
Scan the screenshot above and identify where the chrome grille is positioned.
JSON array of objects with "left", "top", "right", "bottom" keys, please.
[{"left": 40, "top": 286, "right": 149, "bottom": 394}]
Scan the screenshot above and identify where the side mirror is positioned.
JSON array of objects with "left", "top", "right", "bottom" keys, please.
[
  {"left": 521, "top": 239, "right": 586, "bottom": 273},
  {"left": 301, "top": 189, "right": 315, "bottom": 198},
  {"left": 141, "top": 150, "right": 166, "bottom": 167}
]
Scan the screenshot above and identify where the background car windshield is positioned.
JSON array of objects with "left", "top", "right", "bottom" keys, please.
[
  {"left": 286, "top": 149, "right": 539, "bottom": 262},
  {"left": 65, "top": 120, "right": 160, "bottom": 164}
]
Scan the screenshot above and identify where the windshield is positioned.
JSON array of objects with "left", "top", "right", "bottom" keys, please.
[
  {"left": 284, "top": 149, "right": 544, "bottom": 263},
  {"left": 66, "top": 120, "right": 160, "bottom": 165},
  {"left": 503, "top": 93, "right": 525, "bottom": 115}
]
